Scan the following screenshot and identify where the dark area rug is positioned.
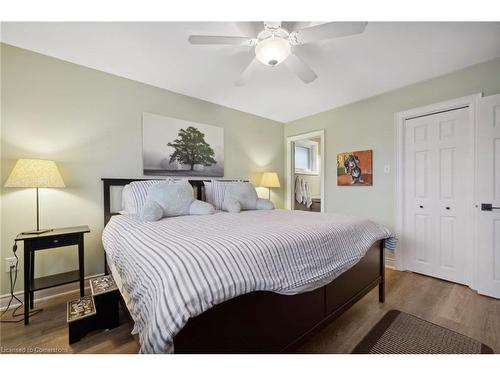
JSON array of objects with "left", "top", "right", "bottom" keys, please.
[{"left": 352, "top": 310, "right": 493, "bottom": 354}]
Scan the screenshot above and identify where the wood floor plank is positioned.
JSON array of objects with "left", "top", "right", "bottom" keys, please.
[{"left": 1, "top": 269, "right": 498, "bottom": 354}]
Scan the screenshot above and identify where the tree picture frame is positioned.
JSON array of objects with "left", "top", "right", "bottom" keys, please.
[{"left": 142, "top": 112, "right": 224, "bottom": 176}]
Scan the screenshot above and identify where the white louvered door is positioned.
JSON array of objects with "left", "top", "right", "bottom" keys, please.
[{"left": 403, "top": 107, "right": 470, "bottom": 284}]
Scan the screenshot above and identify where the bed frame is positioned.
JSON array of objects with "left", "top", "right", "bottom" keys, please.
[{"left": 102, "top": 178, "right": 385, "bottom": 353}]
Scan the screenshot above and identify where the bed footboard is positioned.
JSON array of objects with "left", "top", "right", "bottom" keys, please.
[{"left": 173, "top": 240, "right": 384, "bottom": 353}]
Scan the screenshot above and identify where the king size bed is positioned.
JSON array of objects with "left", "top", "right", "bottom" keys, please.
[{"left": 101, "top": 178, "right": 394, "bottom": 353}]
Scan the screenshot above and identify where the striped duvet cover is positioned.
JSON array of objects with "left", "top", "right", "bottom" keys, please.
[{"left": 102, "top": 209, "right": 394, "bottom": 353}]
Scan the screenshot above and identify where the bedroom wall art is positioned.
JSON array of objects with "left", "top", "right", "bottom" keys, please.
[
  {"left": 143, "top": 112, "right": 224, "bottom": 176},
  {"left": 337, "top": 149, "right": 372, "bottom": 186}
]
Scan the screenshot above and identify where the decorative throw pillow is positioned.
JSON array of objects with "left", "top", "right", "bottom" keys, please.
[
  {"left": 223, "top": 198, "right": 241, "bottom": 213},
  {"left": 256, "top": 198, "right": 274, "bottom": 210},
  {"left": 121, "top": 179, "right": 166, "bottom": 214},
  {"left": 140, "top": 180, "right": 215, "bottom": 221},
  {"left": 224, "top": 182, "right": 258, "bottom": 210},
  {"left": 140, "top": 201, "right": 163, "bottom": 222},
  {"left": 189, "top": 200, "right": 215, "bottom": 215}
]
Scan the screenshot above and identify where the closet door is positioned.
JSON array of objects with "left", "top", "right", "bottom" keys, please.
[
  {"left": 404, "top": 107, "right": 470, "bottom": 284},
  {"left": 476, "top": 94, "right": 500, "bottom": 299}
]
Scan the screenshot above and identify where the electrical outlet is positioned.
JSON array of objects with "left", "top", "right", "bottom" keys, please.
[{"left": 5, "top": 257, "right": 17, "bottom": 273}]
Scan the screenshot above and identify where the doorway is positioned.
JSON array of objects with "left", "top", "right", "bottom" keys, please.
[{"left": 286, "top": 130, "right": 325, "bottom": 212}]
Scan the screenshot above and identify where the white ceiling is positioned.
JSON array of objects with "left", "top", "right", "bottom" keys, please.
[{"left": 2, "top": 22, "right": 500, "bottom": 122}]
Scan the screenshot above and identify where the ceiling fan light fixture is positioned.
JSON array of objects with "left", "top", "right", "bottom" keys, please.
[{"left": 255, "top": 36, "right": 291, "bottom": 67}]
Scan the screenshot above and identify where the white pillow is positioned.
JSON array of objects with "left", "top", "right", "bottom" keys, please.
[
  {"left": 121, "top": 179, "right": 165, "bottom": 214},
  {"left": 211, "top": 180, "right": 242, "bottom": 210},
  {"left": 204, "top": 181, "right": 214, "bottom": 205}
]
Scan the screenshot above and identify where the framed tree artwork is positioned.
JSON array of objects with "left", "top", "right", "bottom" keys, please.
[
  {"left": 337, "top": 149, "right": 373, "bottom": 186},
  {"left": 142, "top": 112, "right": 224, "bottom": 176}
]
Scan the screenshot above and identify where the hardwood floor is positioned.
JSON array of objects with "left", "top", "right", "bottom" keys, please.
[
  {"left": 0, "top": 292, "right": 140, "bottom": 354},
  {"left": 1, "top": 269, "right": 499, "bottom": 354}
]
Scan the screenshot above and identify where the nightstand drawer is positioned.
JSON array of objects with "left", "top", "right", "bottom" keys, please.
[{"left": 30, "top": 234, "right": 81, "bottom": 250}]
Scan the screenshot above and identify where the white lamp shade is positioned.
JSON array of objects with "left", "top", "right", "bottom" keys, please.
[
  {"left": 255, "top": 37, "right": 291, "bottom": 67},
  {"left": 4, "top": 159, "right": 65, "bottom": 188},
  {"left": 260, "top": 172, "right": 281, "bottom": 188}
]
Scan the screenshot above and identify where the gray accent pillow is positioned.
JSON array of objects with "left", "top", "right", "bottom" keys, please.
[
  {"left": 223, "top": 198, "right": 242, "bottom": 213},
  {"left": 224, "top": 182, "right": 258, "bottom": 210},
  {"left": 141, "top": 201, "right": 163, "bottom": 222},
  {"left": 256, "top": 198, "right": 274, "bottom": 210},
  {"left": 140, "top": 180, "right": 215, "bottom": 221},
  {"left": 189, "top": 200, "right": 215, "bottom": 215},
  {"left": 149, "top": 180, "right": 194, "bottom": 217}
]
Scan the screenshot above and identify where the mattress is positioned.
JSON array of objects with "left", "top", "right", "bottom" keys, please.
[{"left": 102, "top": 209, "right": 394, "bottom": 353}]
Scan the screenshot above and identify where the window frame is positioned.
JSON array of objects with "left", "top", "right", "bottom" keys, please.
[{"left": 294, "top": 140, "right": 319, "bottom": 175}]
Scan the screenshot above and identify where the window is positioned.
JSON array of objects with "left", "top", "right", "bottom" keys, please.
[
  {"left": 295, "top": 146, "right": 310, "bottom": 170},
  {"left": 295, "top": 140, "right": 319, "bottom": 174}
]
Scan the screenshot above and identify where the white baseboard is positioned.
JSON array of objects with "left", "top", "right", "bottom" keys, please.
[
  {"left": 385, "top": 257, "right": 396, "bottom": 270},
  {"left": 0, "top": 273, "right": 103, "bottom": 311}
]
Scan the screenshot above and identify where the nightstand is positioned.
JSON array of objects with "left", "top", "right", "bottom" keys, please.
[{"left": 15, "top": 226, "right": 90, "bottom": 325}]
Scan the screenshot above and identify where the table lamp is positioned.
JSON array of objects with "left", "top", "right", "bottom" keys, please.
[
  {"left": 4, "top": 158, "right": 65, "bottom": 234},
  {"left": 260, "top": 172, "right": 280, "bottom": 201}
]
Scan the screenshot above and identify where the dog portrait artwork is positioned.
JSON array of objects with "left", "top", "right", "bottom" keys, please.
[{"left": 337, "top": 150, "right": 373, "bottom": 186}]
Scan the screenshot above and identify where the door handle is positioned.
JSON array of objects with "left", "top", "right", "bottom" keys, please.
[{"left": 481, "top": 203, "right": 500, "bottom": 211}]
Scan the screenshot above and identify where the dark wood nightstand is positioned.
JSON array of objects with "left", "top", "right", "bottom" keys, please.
[{"left": 15, "top": 226, "right": 90, "bottom": 325}]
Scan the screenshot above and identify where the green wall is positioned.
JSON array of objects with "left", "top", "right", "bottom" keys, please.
[
  {"left": 2, "top": 40, "right": 500, "bottom": 297},
  {"left": 285, "top": 57, "right": 500, "bottom": 234},
  {"left": 0, "top": 44, "right": 284, "bottom": 296}
]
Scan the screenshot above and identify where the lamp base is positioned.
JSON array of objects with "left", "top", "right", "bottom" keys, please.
[{"left": 21, "top": 228, "right": 53, "bottom": 235}]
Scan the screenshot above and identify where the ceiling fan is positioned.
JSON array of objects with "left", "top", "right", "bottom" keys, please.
[{"left": 188, "top": 21, "right": 367, "bottom": 85}]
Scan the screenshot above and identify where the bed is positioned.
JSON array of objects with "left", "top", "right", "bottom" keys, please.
[{"left": 101, "top": 178, "right": 393, "bottom": 353}]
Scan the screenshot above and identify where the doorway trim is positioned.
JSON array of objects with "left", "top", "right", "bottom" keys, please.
[
  {"left": 394, "top": 93, "right": 481, "bottom": 288},
  {"left": 285, "top": 129, "right": 325, "bottom": 212}
]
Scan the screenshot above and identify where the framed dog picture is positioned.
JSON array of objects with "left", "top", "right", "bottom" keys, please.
[{"left": 337, "top": 150, "right": 373, "bottom": 186}]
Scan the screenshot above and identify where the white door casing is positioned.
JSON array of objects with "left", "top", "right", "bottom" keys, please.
[
  {"left": 403, "top": 107, "right": 470, "bottom": 284},
  {"left": 285, "top": 130, "right": 325, "bottom": 212},
  {"left": 476, "top": 93, "right": 500, "bottom": 299}
]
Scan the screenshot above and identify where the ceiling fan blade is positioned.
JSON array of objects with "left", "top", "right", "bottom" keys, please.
[
  {"left": 235, "top": 22, "right": 263, "bottom": 37},
  {"left": 235, "top": 59, "right": 260, "bottom": 86},
  {"left": 283, "top": 53, "right": 317, "bottom": 84},
  {"left": 290, "top": 22, "right": 367, "bottom": 45},
  {"left": 281, "top": 21, "right": 311, "bottom": 32},
  {"left": 188, "top": 35, "right": 256, "bottom": 46}
]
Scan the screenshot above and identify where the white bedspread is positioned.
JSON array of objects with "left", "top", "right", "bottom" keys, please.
[{"left": 102, "top": 209, "right": 394, "bottom": 353}]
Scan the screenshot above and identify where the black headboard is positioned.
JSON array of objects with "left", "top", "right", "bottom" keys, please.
[
  {"left": 101, "top": 178, "right": 246, "bottom": 226},
  {"left": 101, "top": 178, "right": 206, "bottom": 226}
]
